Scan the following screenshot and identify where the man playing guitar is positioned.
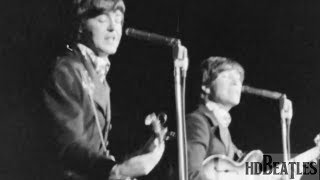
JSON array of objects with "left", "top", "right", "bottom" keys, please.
[
  {"left": 186, "top": 56, "right": 296, "bottom": 180},
  {"left": 44, "top": 0, "right": 187, "bottom": 179}
]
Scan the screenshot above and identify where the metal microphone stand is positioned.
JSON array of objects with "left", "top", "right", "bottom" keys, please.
[
  {"left": 280, "top": 94, "right": 292, "bottom": 180},
  {"left": 173, "top": 42, "right": 189, "bottom": 180},
  {"left": 281, "top": 117, "right": 289, "bottom": 180}
]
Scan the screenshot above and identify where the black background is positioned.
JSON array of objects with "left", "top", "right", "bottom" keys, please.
[{"left": 1, "top": 0, "right": 320, "bottom": 179}]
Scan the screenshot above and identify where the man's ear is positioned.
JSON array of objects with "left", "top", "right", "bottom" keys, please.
[{"left": 201, "top": 85, "right": 210, "bottom": 94}]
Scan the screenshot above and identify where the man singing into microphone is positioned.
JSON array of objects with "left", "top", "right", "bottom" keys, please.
[
  {"left": 186, "top": 57, "right": 244, "bottom": 180},
  {"left": 42, "top": 0, "right": 188, "bottom": 179},
  {"left": 186, "top": 56, "right": 294, "bottom": 180}
]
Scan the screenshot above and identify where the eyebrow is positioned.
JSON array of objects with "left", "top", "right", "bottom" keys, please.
[
  {"left": 90, "top": 7, "right": 124, "bottom": 19},
  {"left": 114, "top": 4, "right": 125, "bottom": 14}
]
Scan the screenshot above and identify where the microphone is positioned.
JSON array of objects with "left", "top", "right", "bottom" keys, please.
[
  {"left": 242, "top": 85, "right": 284, "bottom": 100},
  {"left": 125, "top": 28, "right": 179, "bottom": 46}
]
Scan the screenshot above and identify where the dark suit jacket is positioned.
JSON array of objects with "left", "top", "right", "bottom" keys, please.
[
  {"left": 44, "top": 47, "right": 115, "bottom": 180},
  {"left": 186, "top": 104, "right": 241, "bottom": 180}
]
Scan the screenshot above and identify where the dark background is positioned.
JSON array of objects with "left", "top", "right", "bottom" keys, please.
[{"left": 1, "top": 0, "right": 320, "bottom": 179}]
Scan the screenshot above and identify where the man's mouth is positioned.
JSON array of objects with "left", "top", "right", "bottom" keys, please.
[
  {"left": 231, "top": 89, "right": 241, "bottom": 96},
  {"left": 105, "top": 36, "right": 116, "bottom": 43}
]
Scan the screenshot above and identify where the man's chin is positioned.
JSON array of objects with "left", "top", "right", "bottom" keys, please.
[
  {"left": 101, "top": 48, "right": 118, "bottom": 56},
  {"left": 229, "top": 98, "right": 240, "bottom": 106}
]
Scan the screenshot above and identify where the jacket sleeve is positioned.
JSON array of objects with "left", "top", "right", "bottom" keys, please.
[
  {"left": 44, "top": 61, "right": 116, "bottom": 179},
  {"left": 186, "top": 114, "right": 211, "bottom": 180}
]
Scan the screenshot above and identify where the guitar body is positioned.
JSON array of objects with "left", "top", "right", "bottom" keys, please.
[
  {"left": 202, "top": 133, "right": 320, "bottom": 180},
  {"left": 202, "top": 150, "right": 264, "bottom": 180}
]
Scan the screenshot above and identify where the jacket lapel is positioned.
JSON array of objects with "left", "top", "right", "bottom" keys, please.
[
  {"left": 197, "top": 104, "right": 232, "bottom": 156},
  {"left": 197, "top": 104, "right": 219, "bottom": 127}
]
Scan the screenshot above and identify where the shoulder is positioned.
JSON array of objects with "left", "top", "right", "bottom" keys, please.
[
  {"left": 186, "top": 110, "right": 212, "bottom": 145},
  {"left": 49, "top": 51, "right": 88, "bottom": 85},
  {"left": 186, "top": 111, "right": 205, "bottom": 121},
  {"left": 44, "top": 50, "right": 88, "bottom": 97},
  {"left": 186, "top": 110, "right": 214, "bottom": 128},
  {"left": 54, "top": 51, "right": 85, "bottom": 75},
  {"left": 186, "top": 110, "right": 211, "bottom": 132}
]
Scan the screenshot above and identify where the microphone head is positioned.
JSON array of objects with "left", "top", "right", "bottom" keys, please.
[
  {"left": 124, "top": 27, "right": 180, "bottom": 46},
  {"left": 125, "top": 28, "right": 132, "bottom": 36},
  {"left": 241, "top": 85, "right": 250, "bottom": 93},
  {"left": 241, "top": 85, "right": 283, "bottom": 100}
]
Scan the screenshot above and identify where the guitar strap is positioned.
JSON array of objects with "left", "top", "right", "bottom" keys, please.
[
  {"left": 89, "top": 92, "right": 110, "bottom": 157},
  {"left": 82, "top": 70, "right": 111, "bottom": 158}
]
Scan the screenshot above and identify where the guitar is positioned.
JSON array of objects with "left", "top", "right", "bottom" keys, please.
[
  {"left": 202, "top": 134, "right": 320, "bottom": 180},
  {"left": 110, "top": 113, "right": 173, "bottom": 180}
]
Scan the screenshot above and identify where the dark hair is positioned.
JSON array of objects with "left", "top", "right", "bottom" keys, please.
[
  {"left": 200, "top": 56, "right": 245, "bottom": 101},
  {"left": 74, "top": 0, "right": 125, "bottom": 19},
  {"left": 68, "top": 0, "right": 125, "bottom": 43}
]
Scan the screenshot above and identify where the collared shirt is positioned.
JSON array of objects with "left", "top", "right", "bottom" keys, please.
[
  {"left": 77, "top": 43, "right": 111, "bottom": 82},
  {"left": 205, "top": 101, "right": 231, "bottom": 128}
]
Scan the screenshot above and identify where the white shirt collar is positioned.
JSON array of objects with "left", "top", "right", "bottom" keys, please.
[
  {"left": 206, "top": 101, "right": 231, "bottom": 128},
  {"left": 77, "top": 43, "right": 111, "bottom": 82}
]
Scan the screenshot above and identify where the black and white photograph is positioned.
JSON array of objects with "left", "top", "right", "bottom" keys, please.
[{"left": 1, "top": 0, "right": 320, "bottom": 180}]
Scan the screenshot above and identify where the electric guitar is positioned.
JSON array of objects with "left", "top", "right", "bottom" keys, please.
[{"left": 202, "top": 134, "right": 320, "bottom": 180}]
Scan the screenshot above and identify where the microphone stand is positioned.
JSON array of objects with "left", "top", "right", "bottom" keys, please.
[
  {"left": 173, "top": 47, "right": 189, "bottom": 180},
  {"left": 280, "top": 94, "right": 291, "bottom": 180},
  {"left": 281, "top": 117, "right": 289, "bottom": 180},
  {"left": 242, "top": 86, "right": 292, "bottom": 179}
]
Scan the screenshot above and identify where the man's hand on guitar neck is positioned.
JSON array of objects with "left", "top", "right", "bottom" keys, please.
[
  {"left": 144, "top": 113, "right": 168, "bottom": 152},
  {"left": 108, "top": 113, "right": 167, "bottom": 180}
]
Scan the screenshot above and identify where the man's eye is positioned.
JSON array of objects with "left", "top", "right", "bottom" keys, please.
[
  {"left": 97, "top": 15, "right": 108, "bottom": 23},
  {"left": 220, "top": 73, "right": 228, "bottom": 79},
  {"left": 114, "top": 12, "right": 123, "bottom": 24}
]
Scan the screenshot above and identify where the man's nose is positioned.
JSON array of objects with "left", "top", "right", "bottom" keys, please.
[{"left": 107, "top": 16, "right": 115, "bottom": 32}]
